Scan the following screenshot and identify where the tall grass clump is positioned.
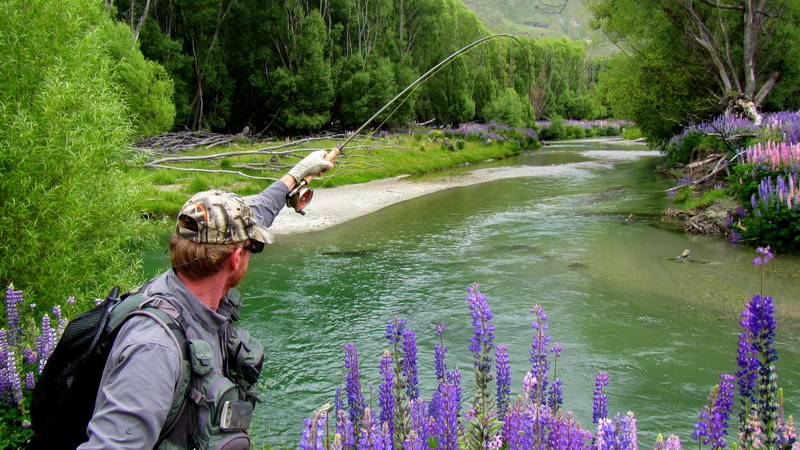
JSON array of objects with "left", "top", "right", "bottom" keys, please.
[
  {"left": 298, "top": 248, "right": 796, "bottom": 449},
  {"left": 0, "top": 0, "right": 158, "bottom": 309}
]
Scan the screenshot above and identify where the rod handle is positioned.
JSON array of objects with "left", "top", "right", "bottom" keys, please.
[{"left": 302, "top": 147, "right": 340, "bottom": 183}]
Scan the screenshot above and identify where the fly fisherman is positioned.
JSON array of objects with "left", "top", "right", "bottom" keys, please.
[{"left": 78, "top": 151, "right": 333, "bottom": 449}]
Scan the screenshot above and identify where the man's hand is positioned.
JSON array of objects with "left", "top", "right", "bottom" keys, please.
[{"left": 287, "top": 150, "right": 334, "bottom": 183}]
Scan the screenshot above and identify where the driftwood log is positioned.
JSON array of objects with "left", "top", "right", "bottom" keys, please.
[{"left": 133, "top": 131, "right": 398, "bottom": 180}]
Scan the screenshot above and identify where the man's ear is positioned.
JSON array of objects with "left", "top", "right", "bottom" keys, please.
[{"left": 229, "top": 247, "right": 245, "bottom": 270}]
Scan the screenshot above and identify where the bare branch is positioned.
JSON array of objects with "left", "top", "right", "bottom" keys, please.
[{"left": 694, "top": 0, "right": 742, "bottom": 11}]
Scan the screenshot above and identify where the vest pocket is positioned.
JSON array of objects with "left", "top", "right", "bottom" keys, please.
[{"left": 194, "top": 372, "right": 253, "bottom": 450}]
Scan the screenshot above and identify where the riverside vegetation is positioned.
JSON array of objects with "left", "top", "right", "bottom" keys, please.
[
  {"left": 2, "top": 249, "right": 795, "bottom": 449},
  {"left": 296, "top": 248, "right": 795, "bottom": 449},
  {"left": 663, "top": 111, "right": 800, "bottom": 253},
  {"left": 135, "top": 119, "right": 629, "bottom": 216}
]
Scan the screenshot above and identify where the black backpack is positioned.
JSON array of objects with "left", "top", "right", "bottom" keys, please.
[{"left": 27, "top": 286, "right": 189, "bottom": 449}]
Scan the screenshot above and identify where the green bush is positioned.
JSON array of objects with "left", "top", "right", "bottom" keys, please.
[
  {"left": 481, "top": 88, "right": 534, "bottom": 128},
  {"left": 0, "top": 0, "right": 157, "bottom": 310},
  {"left": 737, "top": 208, "right": 800, "bottom": 252},
  {"left": 538, "top": 116, "right": 566, "bottom": 140},
  {"left": 104, "top": 21, "right": 175, "bottom": 137}
]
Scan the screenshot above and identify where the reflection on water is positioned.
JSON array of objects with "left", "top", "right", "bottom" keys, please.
[{"left": 143, "top": 139, "right": 800, "bottom": 447}]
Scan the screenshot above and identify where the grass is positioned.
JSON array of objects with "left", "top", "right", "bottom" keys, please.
[{"left": 132, "top": 133, "right": 525, "bottom": 217}]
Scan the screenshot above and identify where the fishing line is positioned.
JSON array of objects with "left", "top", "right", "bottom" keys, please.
[{"left": 286, "top": 33, "right": 533, "bottom": 213}]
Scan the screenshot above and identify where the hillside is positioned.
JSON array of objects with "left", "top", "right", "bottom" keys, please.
[{"left": 460, "top": 0, "right": 601, "bottom": 44}]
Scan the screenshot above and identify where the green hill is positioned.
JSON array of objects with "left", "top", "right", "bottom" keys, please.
[{"left": 460, "top": 0, "right": 596, "bottom": 41}]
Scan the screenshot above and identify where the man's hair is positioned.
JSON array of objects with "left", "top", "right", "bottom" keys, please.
[{"left": 169, "top": 233, "right": 242, "bottom": 279}]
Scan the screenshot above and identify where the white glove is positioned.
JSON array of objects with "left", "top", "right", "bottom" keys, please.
[{"left": 287, "top": 150, "right": 333, "bottom": 182}]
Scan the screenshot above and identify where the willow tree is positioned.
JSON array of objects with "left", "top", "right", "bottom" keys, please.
[
  {"left": 590, "top": 0, "right": 800, "bottom": 139},
  {"left": 664, "top": 0, "right": 790, "bottom": 122}
]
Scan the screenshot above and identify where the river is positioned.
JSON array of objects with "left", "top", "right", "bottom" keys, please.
[{"left": 144, "top": 138, "right": 800, "bottom": 447}]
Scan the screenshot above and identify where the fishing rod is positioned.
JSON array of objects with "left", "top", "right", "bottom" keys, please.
[{"left": 287, "top": 33, "right": 529, "bottom": 214}]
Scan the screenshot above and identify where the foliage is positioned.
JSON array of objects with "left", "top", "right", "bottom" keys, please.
[
  {"left": 132, "top": 127, "right": 533, "bottom": 216},
  {"left": 103, "top": 21, "right": 176, "bottom": 137},
  {"left": 298, "top": 260, "right": 797, "bottom": 448},
  {"left": 481, "top": 88, "right": 533, "bottom": 128},
  {"left": 665, "top": 112, "right": 800, "bottom": 251},
  {"left": 0, "top": 0, "right": 157, "bottom": 309},
  {"left": 589, "top": 0, "right": 800, "bottom": 143},
  {"left": 272, "top": 11, "right": 335, "bottom": 134},
  {"left": 111, "top": 0, "right": 600, "bottom": 134},
  {"left": 536, "top": 118, "right": 631, "bottom": 141},
  {"left": 0, "top": 285, "right": 77, "bottom": 448}
]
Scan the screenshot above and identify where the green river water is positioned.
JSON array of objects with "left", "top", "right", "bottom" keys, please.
[{"left": 144, "top": 138, "right": 800, "bottom": 447}]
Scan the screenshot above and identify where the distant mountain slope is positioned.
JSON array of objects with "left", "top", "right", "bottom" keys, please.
[{"left": 460, "top": 0, "right": 596, "bottom": 42}]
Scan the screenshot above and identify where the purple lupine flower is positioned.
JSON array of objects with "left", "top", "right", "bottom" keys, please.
[
  {"left": 548, "top": 379, "right": 564, "bottom": 411},
  {"left": 434, "top": 342, "right": 447, "bottom": 381},
  {"left": 0, "top": 330, "right": 10, "bottom": 403},
  {"left": 37, "top": 314, "right": 58, "bottom": 374},
  {"left": 336, "top": 408, "right": 355, "bottom": 448},
  {"left": 619, "top": 412, "right": 638, "bottom": 449},
  {"left": 714, "top": 374, "right": 737, "bottom": 443},
  {"left": 753, "top": 246, "right": 774, "bottom": 265},
  {"left": 548, "top": 410, "right": 592, "bottom": 449},
  {"left": 358, "top": 408, "right": 386, "bottom": 450},
  {"left": 467, "top": 284, "right": 495, "bottom": 412},
  {"left": 344, "top": 343, "right": 365, "bottom": 426},
  {"left": 547, "top": 343, "right": 563, "bottom": 410},
  {"left": 436, "top": 369, "right": 461, "bottom": 450},
  {"left": 694, "top": 374, "right": 736, "bottom": 448},
  {"left": 595, "top": 412, "right": 638, "bottom": 449},
  {"left": 52, "top": 304, "right": 68, "bottom": 335},
  {"left": 409, "top": 398, "right": 430, "bottom": 446},
  {"left": 4, "top": 349, "right": 23, "bottom": 406},
  {"left": 737, "top": 295, "right": 778, "bottom": 444},
  {"left": 434, "top": 324, "right": 448, "bottom": 380},
  {"left": 496, "top": 345, "right": 511, "bottom": 416},
  {"left": 593, "top": 371, "right": 609, "bottom": 424},
  {"left": 743, "top": 295, "right": 778, "bottom": 366},
  {"left": 378, "top": 349, "right": 394, "bottom": 443},
  {"left": 5, "top": 285, "right": 24, "bottom": 346},
  {"left": 529, "top": 305, "right": 551, "bottom": 403},
  {"left": 299, "top": 409, "right": 328, "bottom": 450},
  {"left": 23, "top": 347, "right": 36, "bottom": 366},
  {"left": 334, "top": 387, "right": 344, "bottom": 415},
  {"left": 401, "top": 328, "right": 419, "bottom": 400},
  {"left": 25, "top": 372, "right": 35, "bottom": 390},
  {"left": 502, "top": 402, "right": 530, "bottom": 450},
  {"left": 386, "top": 318, "right": 407, "bottom": 346},
  {"left": 467, "top": 284, "right": 495, "bottom": 370}
]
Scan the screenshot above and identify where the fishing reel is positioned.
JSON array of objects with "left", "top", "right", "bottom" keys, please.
[{"left": 286, "top": 180, "right": 314, "bottom": 215}]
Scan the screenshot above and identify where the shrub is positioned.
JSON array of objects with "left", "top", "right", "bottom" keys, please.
[
  {"left": 481, "top": 88, "right": 534, "bottom": 128},
  {"left": 103, "top": 21, "right": 175, "bottom": 137},
  {"left": 0, "top": 0, "right": 156, "bottom": 309}
]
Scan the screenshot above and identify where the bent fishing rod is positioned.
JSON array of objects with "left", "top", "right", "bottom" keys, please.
[{"left": 286, "top": 33, "right": 528, "bottom": 214}]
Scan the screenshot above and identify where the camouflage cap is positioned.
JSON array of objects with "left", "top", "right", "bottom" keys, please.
[{"left": 176, "top": 190, "right": 273, "bottom": 246}]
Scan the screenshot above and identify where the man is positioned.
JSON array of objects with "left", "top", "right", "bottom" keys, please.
[{"left": 78, "top": 150, "right": 333, "bottom": 449}]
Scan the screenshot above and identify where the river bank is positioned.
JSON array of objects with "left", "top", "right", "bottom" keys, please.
[{"left": 267, "top": 140, "right": 657, "bottom": 235}]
